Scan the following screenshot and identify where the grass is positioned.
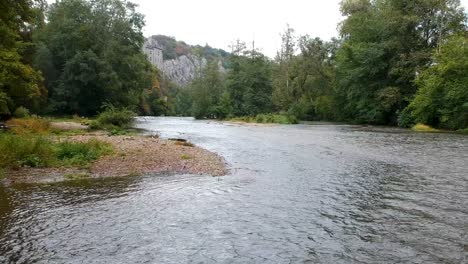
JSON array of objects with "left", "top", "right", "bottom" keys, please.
[
  {"left": 51, "top": 129, "right": 88, "bottom": 136},
  {"left": 180, "top": 154, "right": 192, "bottom": 160},
  {"left": 230, "top": 113, "right": 298, "bottom": 124},
  {"left": 0, "top": 133, "right": 113, "bottom": 170},
  {"left": 0, "top": 169, "right": 5, "bottom": 180},
  {"left": 55, "top": 139, "right": 113, "bottom": 167},
  {"left": 411, "top": 123, "right": 440, "bottom": 132},
  {"left": 0, "top": 134, "right": 56, "bottom": 169},
  {"left": 6, "top": 117, "right": 51, "bottom": 134}
]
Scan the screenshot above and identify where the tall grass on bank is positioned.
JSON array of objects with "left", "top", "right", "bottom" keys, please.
[
  {"left": 6, "top": 117, "right": 51, "bottom": 134},
  {"left": 55, "top": 139, "right": 113, "bottom": 166},
  {"left": 0, "top": 134, "right": 112, "bottom": 170},
  {"left": 411, "top": 123, "right": 440, "bottom": 132},
  {"left": 0, "top": 134, "right": 55, "bottom": 168}
]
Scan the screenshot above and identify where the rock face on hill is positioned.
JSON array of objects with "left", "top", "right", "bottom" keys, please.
[
  {"left": 143, "top": 35, "right": 228, "bottom": 86},
  {"left": 162, "top": 54, "right": 207, "bottom": 86}
]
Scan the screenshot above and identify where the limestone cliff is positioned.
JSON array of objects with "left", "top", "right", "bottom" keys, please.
[{"left": 144, "top": 35, "right": 228, "bottom": 86}]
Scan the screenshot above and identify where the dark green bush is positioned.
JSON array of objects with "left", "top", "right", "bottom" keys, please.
[
  {"left": 93, "top": 105, "right": 136, "bottom": 129},
  {"left": 13, "top": 107, "right": 30, "bottom": 118}
]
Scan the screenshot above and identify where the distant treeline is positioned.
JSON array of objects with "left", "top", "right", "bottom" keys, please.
[
  {"left": 172, "top": 0, "right": 467, "bottom": 130},
  {"left": 1, "top": 0, "right": 467, "bottom": 130}
]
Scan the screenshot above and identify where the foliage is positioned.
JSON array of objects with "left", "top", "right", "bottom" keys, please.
[
  {"left": 13, "top": 107, "right": 30, "bottom": 118},
  {"left": 412, "top": 123, "right": 440, "bottom": 132},
  {"left": 0, "top": 134, "right": 55, "bottom": 169},
  {"left": 231, "top": 113, "right": 298, "bottom": 124},
  {"left": 55, "top": 139, "right": 113, "bottom": 166},
  {"left": 92, "top": 105, "right": 136, "bottom": 129},
  {"left": 150, "top": 35, "right": 229, "bottom": 61},
  {"left": 34, "top": 0, "right": 155, "bottom": 116},
  {"left": 180, "top": 154, "right": 191, "bottom": 160},
  {"left": 0, "top": 0, "right": 46, "bottom": 119},
  {"left": 0, "top": 133, "right": 112, "bottom": 169},
  {"left": 225, "top": 44, "right": 273, "bottom": 117},
  {"left": 271, "top": 26, "right": 338, "bottom": 121},
  {"left": 6, "top": 117, "right": 50, "bottom": 134},
  {"left": 405, "top": 35, "right": 468, "bottom": 130},
  {"left": 335, "top": 0, "right": 466, "bottom": 125},
  {"left": 190, "top": 60, "right": 225, "bottom": 119}
]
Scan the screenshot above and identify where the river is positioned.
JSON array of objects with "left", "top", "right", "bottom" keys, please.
[{"left": 0, "top": 117, "right": 467, "bottom": 263}]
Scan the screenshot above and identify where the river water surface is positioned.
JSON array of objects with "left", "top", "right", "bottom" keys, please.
[{"left": 1, "top": 117, "right": 467, "bottom": 263}]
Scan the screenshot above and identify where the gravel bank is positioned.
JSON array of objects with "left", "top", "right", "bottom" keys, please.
[{"left": 4, "top": 135, "right": 227, "bottom": 184}]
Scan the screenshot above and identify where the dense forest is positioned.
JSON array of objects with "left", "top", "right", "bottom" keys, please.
[{"left": 1, "top": 0, "right": 467, "bottom": 130}]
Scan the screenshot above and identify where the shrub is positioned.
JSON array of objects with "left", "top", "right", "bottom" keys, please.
[
  {"left": 55, "top": 139, "right": 113, "bottom": 166},
  {"left": 456, "top": 128, "right": 468, "bottom": 135},
  {"left": 230, "top": 114, "right": 297, "bottom": 124},
  {"left": 6, "top": 117, "right": 50, "bottom": 134},
  {"left": 93, "top": 105, "right": 136, "bottom": 129},
  {"left": 13, "top": 107, "right": 30, "bottom": 118},
  {"left": 412, "top": 123, "right": 439, "bottom": 132},
  {"left": 0, "top": 134, "right": 55, "bottom": 169}
]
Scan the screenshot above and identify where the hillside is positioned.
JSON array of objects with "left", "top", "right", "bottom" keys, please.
[{"left": 144, "top": 35, "right": 229, "bottom": 86}]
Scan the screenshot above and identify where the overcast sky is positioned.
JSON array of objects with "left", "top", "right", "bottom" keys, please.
[{"left": 47, "top": 0, "right": 468, "bottom": 58}]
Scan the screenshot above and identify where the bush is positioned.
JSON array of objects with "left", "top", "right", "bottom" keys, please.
[
  {"left": 0, "top": 134, "right": 55, "bottom": 169},
  {"left": 412, "top": 123, "right": 439, "bottom": 132},
  {"left": 397, "top": 107, "right": 415, "bottom": 128},
  {"left": 13, "top": 107, "right": 30, "bottom": 118},
  {"left": 6, "top": 117, "right": 50, "bottom": 134},
  {"left": 93, "top": 105, "right": 136, "bottom": 129},
  {"left": 231, "top": 113, "right": 298, "bottom": 124},
  {"left": 55, "top": 139, "right": 113, "bottom": 166}
]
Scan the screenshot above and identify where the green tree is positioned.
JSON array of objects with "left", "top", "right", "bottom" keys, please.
[
  {"left": 225, "top": 43, "right": 273, "bottom": 117},
  {"left": 335, "top": 0, "right": 466, "bottom": 124},
  {"left": 190, "top": 60, "right": 225, "bottom": 119},
  {"left": 0, "top": 0, "right": 45, "bottom": 119},
  {"left": 35, "top": 0, "right": 155, "bottom": 116},
  {"left": 288, "top": 36, "right": 337, "bottom": 120},
  {"left": 404, "top": 34, "right": 468, "bottom": 130},
  {"left": 272, "top": 25, "right": 296, "bottom": 111}
]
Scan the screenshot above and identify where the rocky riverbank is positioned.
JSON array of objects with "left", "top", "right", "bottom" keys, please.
[{"left": 2, "top": 133, "right": 227, "bottom": 185}]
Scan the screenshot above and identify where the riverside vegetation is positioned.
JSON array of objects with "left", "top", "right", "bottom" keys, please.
[
  {"left": 1, "top": 0, "right": 467, "bottom": 129},
  {"left": 0, "top": 0, "right": 467, "bottom": 179},
  {"left": 0, "top": 108, "right": 226, "bottom": 183}
]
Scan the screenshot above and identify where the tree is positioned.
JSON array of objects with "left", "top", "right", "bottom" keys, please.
[
  {"left": 225, "top": 46, "right": 273, "bottom": 117},
  {"left": 190, "top": 60, "right": 225, "bottom": 119},
  {"left": 289, "top": 36, "right": 338, "bottom": 120},
  {"left": 335, "top": 0, "right": 466, "bottom": 124},
  {"left": 272, "top": 25, "right": 296, "bottom": 111},
  {"left": 0, "top": 0, "right": 45, "bottom": 119},
  {"left": 404, "top": 34, "right": 468, "bottom": 130},
  {"left": 35, "top": 0, "right": 155, "bottom": 115}
]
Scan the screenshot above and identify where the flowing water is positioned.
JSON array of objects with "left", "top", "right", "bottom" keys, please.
[{"left": 1, "top": 117, "right": 467, "bottom": 263}]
